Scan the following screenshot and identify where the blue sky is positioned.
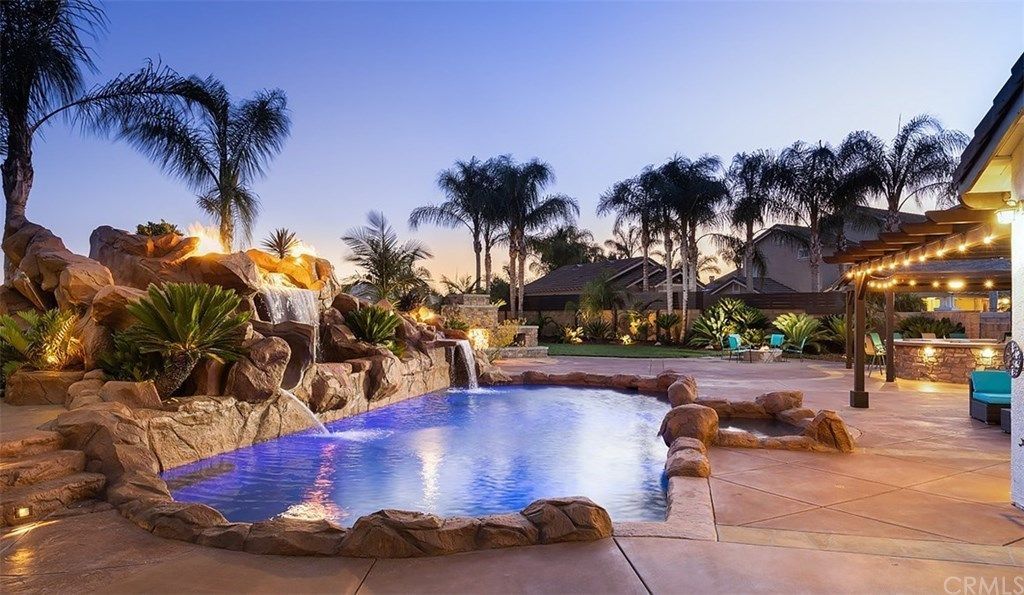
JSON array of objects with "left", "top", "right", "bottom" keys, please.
[{"left": 28, "top": 1, "right": 1024, "bottom": 281}]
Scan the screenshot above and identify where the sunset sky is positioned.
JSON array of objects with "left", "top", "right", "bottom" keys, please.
[{"left": 27, "top": 1, "right": 1023, "bottom": 283}]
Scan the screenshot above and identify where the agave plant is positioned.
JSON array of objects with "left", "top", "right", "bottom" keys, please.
[
  {"left": 261, "top": 228, "right": 300, "bottom": 259},
  {"left": 344, "top": 305, "right": 402, "bottom": 345},
  {"left": 0, "top": 309, "right": 82, "bottom": 378},
  {"left": 687, "top": 308, "right": 734, "bottom": 350},
  {"left": 125, "top": 283, "right": 250, "bottom": 398},
  {"left": 896, "top": 315, "right": 965, "bottom": 339},
  {"left": 772, "top": 312, "right": 828, "bottom": 353},
  {"left": 582, "top": 318, "right": 614, "bottom": 341},
  {"left": 654, "top": 313, "right": 681, "bottom": 343},
  {"left": 558, "top": 324, "right": 584, "bottom": 344}
]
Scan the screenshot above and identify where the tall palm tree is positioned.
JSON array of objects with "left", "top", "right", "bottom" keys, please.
[
  {"left": 527, "top": 225, "right": 603, "bottom": 275},
  {"left": 603, "top": 227, "right": 642, "bottom": 259},
  {"left": 842, "top": 115, "right": 968, "bottom": 231},
  {"left": 726, "top": 151, "right": 782, "bottom": 291},
  {"left": 409, "top": 157, "right": 493, "bottom": 292},
  {"left": 777, "top": 141, "right": 868, "bottom": 291},
  {"left": 490, "top": 156, "right": 578, "bottom": 318},
  {"left": 342, "top": 211, "right": 432, "bottom": 303},
  {"left": 597, "top": 176, "right": 657, "bottom": 290},
  {"left": 106, "top": 76, "right": 290, "bottom": 251},
  {"left": 1, "top": 0, "right": 194, "bottom": 278}
]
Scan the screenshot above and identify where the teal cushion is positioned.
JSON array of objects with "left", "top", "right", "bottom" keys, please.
[
  {"left": 972, "top": 370, "right": 1010, "bottom": 393},
  {"left": 973, "top": 392, "right": 1011, "bottom": 406}
]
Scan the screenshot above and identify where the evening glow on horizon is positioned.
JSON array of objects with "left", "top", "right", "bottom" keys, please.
[{"left": 26, "top": 0, "right": 1023, "bottom": 282}]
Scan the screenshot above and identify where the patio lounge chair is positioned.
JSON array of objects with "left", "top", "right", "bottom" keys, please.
[
  {"left": 969, "top": 370, "right": 1010, "bottom": 425},
  {"left": 769, "top": 334, "right": 785, "bottom": 349},
  {"left": 725, "top": 334, "right": 749, "bottom": 361},
  {"left": 782, "top": 337, "right": 806, "bottom": 360},
  {"left": 865, "top": 336, "right": 884, "bottom": 376}
]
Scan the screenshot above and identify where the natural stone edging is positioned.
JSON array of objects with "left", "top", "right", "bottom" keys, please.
[{"left": 47, "top": 401, "right": 612, "bottom": 557}]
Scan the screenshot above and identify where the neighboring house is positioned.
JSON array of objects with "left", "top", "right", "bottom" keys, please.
[
  {"left": 522, "top": 257, "right": 700, "bottom": 310},
  {"left": 730, "top": 206, "right": 928, "bottom": 293}
]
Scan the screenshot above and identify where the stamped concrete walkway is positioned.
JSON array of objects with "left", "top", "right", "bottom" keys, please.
[{"left": 3, "top": 357, "right": 1023, "bottom": 593}]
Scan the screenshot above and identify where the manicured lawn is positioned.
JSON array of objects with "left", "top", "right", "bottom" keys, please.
[{"left": 541, "top": 342, "right": 718, "bottom": 358}]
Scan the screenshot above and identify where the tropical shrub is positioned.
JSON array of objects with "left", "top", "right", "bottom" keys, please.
[
  {"left": 345, "top": 305, "right": 402, "bottom": 345},
  {"left": 688, "top": 308, "right": 733, "bottom": 350},
  {"left": 136, "top": 220, "right": 180, "bottom": 236},
  {"left": 261, "top": 228, "right": 300, "bottom": 259},
  {"left": 559, "top": 324, "right": 584, "bottom": 344},
  {"left": 687, "top": 299, "right": 769, "bottom": 349},
  {"left": 820, "top": 314, "right": 848, "bottom": 353},
  {"left": 655, "top": 313, "right": 681, "bottom": 342},
  {"left": 896, "top": 315, "right": 965, "bottom": 339},
  {"left": 396, "top": 288, "right": 428, "bottom": 313},
  {"left": 621, "top": 309, "right": 652, "bottom": 342},
  {"left": 772, "top": 312, "right": 828, "bottom": 353},
  {"left": 99, "top": 330, "right": 162, "bottom": 382},
  {"left": 0, "top": 309, "right": 82, "bottom": 378},
  {"left": 582, "top": 318, "right": 614, "bottom": 341},
  {"left": 489, "top": 320, "right": 520, "bottom": 350},
  {"left": 126, "top": 283, "right": 250, "bottom": 398},
  {"left": 742, "top": 328, "right": 767, "bottom": 349}
]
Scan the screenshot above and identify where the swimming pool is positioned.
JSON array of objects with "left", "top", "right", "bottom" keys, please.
[{"left": 163, "top": 385, "right": 670, "bottom": 523}]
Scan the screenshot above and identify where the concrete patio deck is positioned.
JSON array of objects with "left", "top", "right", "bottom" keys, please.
[{"left": 2, "top": 357, "right": 1022, "bottom": 593}]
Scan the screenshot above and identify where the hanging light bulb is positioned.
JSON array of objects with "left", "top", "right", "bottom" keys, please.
[
  {"left": 931, "top": 280, "right": 940, "bottom": 288},
  {"left": 908, "top": 279, "right": 917, "bottom": 287},
  {"left": 984, "top": 279, "right": 994, "bottom": 289}
]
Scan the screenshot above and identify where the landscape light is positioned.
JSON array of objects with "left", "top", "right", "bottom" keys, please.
[{"left": 15, "top": 507, "right": 31, "bottom": 519}]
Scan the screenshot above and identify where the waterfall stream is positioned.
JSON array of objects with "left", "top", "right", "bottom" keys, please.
[
  {"left": 455, "top": 339, "right": 479, "bottom": 389},
  {"left": 258, "top": 286, "right": 319, "bottom": 326},
  {"left": 279, "top": 389, "right": 328, "bottom": 434}
]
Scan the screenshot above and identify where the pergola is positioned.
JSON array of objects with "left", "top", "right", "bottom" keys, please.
[
  {"left": 827, "top": 53, "right": 1022, "bottom": 409},
  {"left": 826, "top": 206, "right": 1011, "bottom": 407}
]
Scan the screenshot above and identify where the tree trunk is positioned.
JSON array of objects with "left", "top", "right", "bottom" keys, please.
[
  {"left": 884, "top": 200, "right": 902, "bottom": 233},
  {"left": 219, "top": 206, "right": 234, "bottom": 253},
  {"left": 3, "top": 122, "right": 34, "bottom": 282},
  {"left": 508, "top": 244, "right": 518, "bottom": 319},
  {"left": 484, "top": 246, "right": 493, "bottom": 292},
  {"left": 154, "top": 351, "right": 201, "bottom": 399},
  {"left": 679, "top": 230, "right": 690, "bottom": 334},
  {"left": 516, "top": 236, "right": 526, "bottom": 319},
  {"left": 809, "top": 227, "right": 822, "bottom": 292},
  {"left": 641, "top": 223, "right": 650, "bottom": 292},
  {"left": 663, "top": 226, "right": 674, "bottom": 313},
  {"left": 744, "top": 222, "right": 754, "bottom": 291},
  {"left": 472, "top": 233, "right": 483, "bottom": 293}
]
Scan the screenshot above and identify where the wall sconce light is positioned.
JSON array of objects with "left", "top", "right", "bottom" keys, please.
[
  {"left": 996, "top": 197, "right": 1020, "bottom": 224},
  {"left": 15, "top": 507, "right": 31, "bottom": 520}
]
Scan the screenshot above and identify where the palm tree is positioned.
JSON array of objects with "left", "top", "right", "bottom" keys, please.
[
  {"left": 260, "top": 228, "right": 299, "bottom": 259},
  {"left": 490, "top": 156, "right": 578, "bottom": 318},
  {"left": 842, "top": 115, "right": 968, "bottom": 231},
  {"left": 342, "top": 211, "right": 432, "bottom": 303},
  {"left": 106, "top": 76, "right": 290, "bottom": 251},
  {"left": 527, "top": 225, "right": 603, "bottom": 275},
  {"left": 410, "top": 157, "right": 493, "bottom": 292},
  {"left": 1, "top": 0, "right": 194, "bottom": 278},
  {"left": 603, "top": 227, "right": 642, "bottom": 259},
  {"left": 597, "top": 176, "right": 657, "bottom": 290},
  {"left": 726, "top": 151, "right": 782, "bottom": 291},
  {"left": 777, "top": 141, "right": 868, "bottom": 291}
]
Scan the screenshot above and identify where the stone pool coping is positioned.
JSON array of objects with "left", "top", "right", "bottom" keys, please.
[{"left": 45, "top": 370, "right": 855, "bottom": 556}]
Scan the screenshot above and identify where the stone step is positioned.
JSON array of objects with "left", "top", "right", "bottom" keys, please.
[
  {"left": 0, "top": 430, "right": 62, "bottom": 459},
  {"left": 0, "top": 450, "right": 86, "bottom": 491},
  {"left": 0, "top": 472, "right": 106, "bottom": 526}
]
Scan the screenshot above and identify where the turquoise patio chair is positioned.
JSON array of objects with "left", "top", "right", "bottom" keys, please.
[
  {"left": 782, "top": 337, "right": 807, "bottom": 360},
  {"left": 725, "top": 333, "right": 749, "bottom": 361},
  {"left": 769, "top": 334, "right": 785, "bottom": 348},
  {"left": 869, "top": 332, "right": 886, "bottom": 355},
  {"left": 969, "top": 370, "right": 1011, "bottom": 424},
  {"left": 893, "top": 332, "right": 903, "bottom": 340}
]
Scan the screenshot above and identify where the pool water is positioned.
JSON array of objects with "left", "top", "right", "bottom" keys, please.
[
  {"left": 719, "top": 418, "right": 802, "bottom": 437},
  {"left": 163, "top": 385, "right": 671, "bottom": 523}
]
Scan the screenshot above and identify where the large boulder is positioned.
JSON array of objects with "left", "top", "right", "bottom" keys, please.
[
  {"left": 251, "top": 320, "right": 316, "bottom": 390},
  {"left": 354, "top": 354, "right": 402, "bottom": 401},
  {"left": 90, "top": 285, "right": 146, "bottom": 330},
  {"left": 803, "top": 410, "right": 856, "bottom": 452},
  {"left": 667, "top": 376, "right": 698, "bottom": 406},
  {"left": 224, "top": 337, "right": 290, "bottom": 402},
  {"left": 304, "top": 363, "right": 357, "bottom": 412},
  {"left": 89, "top": 226, "right": 197, "bottom": 288},
  {"left": 99, "top": 380, "right": 162, "bottom": 410},
  {"left": 244, "top": 517, "right": 346, "bottom": 556},
  {"left": 755, "top": 390, "right": 804, "bottom": 415},
  {"left": 4, "top": 221, "right": 113, "bottom": 310},
  {"left": 340, "top": 510, "right": 481, "bottom": 558},
  {"left": 520, "top": 497, "right": 612, "bottom": 544},
  {"left": 4, "top": 370, "right": 85, "bottom": 405},
  {"left": 658, "top": 404, "right": 719, "bottom": 447},
  {"left": 179, "top": 253, "right": 262, "bottom": 294}
]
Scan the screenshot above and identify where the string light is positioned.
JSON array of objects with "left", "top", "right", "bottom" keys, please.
[
  {"left": 903, "top": 257, "right": 911, "bottom": 267},
  {"left": 984, "top": 279, "right": 994, "bottom": 289},
  {"left": 931, "top": 281, "right": 940, "bottom": 288},
  {"left": 908, "top": 280, "right": 917, "bottom": 286},
  {"left": 947, "top": 280, "right": 966, "bottom": 290},
  {"left": 959, "top": 243, "right": 968, "bottom": 252},
  {"left": 918, "top": 254, "right": 927, "bottom": 263},
  {"left": 983, "top": 235, "right": 994, "bottom": 245},
  {"left": 936, "top": 248, "right": 947, "bottom": 257}
]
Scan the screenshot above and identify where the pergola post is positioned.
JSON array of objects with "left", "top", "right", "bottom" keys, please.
[
  {"left": 845, "top": 289, "right": 854, "bottom": 369},
  {"left": 850, "top": 277, "right": 869, "bottom": 408},
  {"left": 884, "top": 289, "right": 895, "bottom": 382}
]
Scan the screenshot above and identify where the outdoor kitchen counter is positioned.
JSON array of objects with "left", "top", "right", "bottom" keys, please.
[{"left": 891, "top": 339, "right": 1004, "bottom": 384}]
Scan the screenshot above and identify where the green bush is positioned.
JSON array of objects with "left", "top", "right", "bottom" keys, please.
[
  {"left": 820, "top": 315, "right": 847, "bottom": 353},
  {"left": 558, "top": 324, "right": 584, "bottom": 344},
  {"left": 582, "top": 318, "right": 614, "bottom": 341},
  {"left": 688, "top": 308, "right": 732, "bottom": 349},
  {"left": 896, "top": 315, "right": 965, "bottom": 339},
  {"left": 772, "top": 312, "right": 828, "bottom": 353},
  {"left": 99, "top": 329, "right": 162, "bottom": 382},
  {"left": 0, "top": 309, "right": 81, "bottom": 378},
  {"left": 654, "top": 313, "right": 681, "bottom": 342},
  {"left": 136, "top": 220, "right": 181, "bottom": 236},
  {"left": 687, "top": 299, "right": 769, "bottom": 349},
  {"left": 126, "top": 283, "right": 250, "bottom": 398},
  {"left": 345, "top": 305, "right": 402, "bottom": 345}
]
